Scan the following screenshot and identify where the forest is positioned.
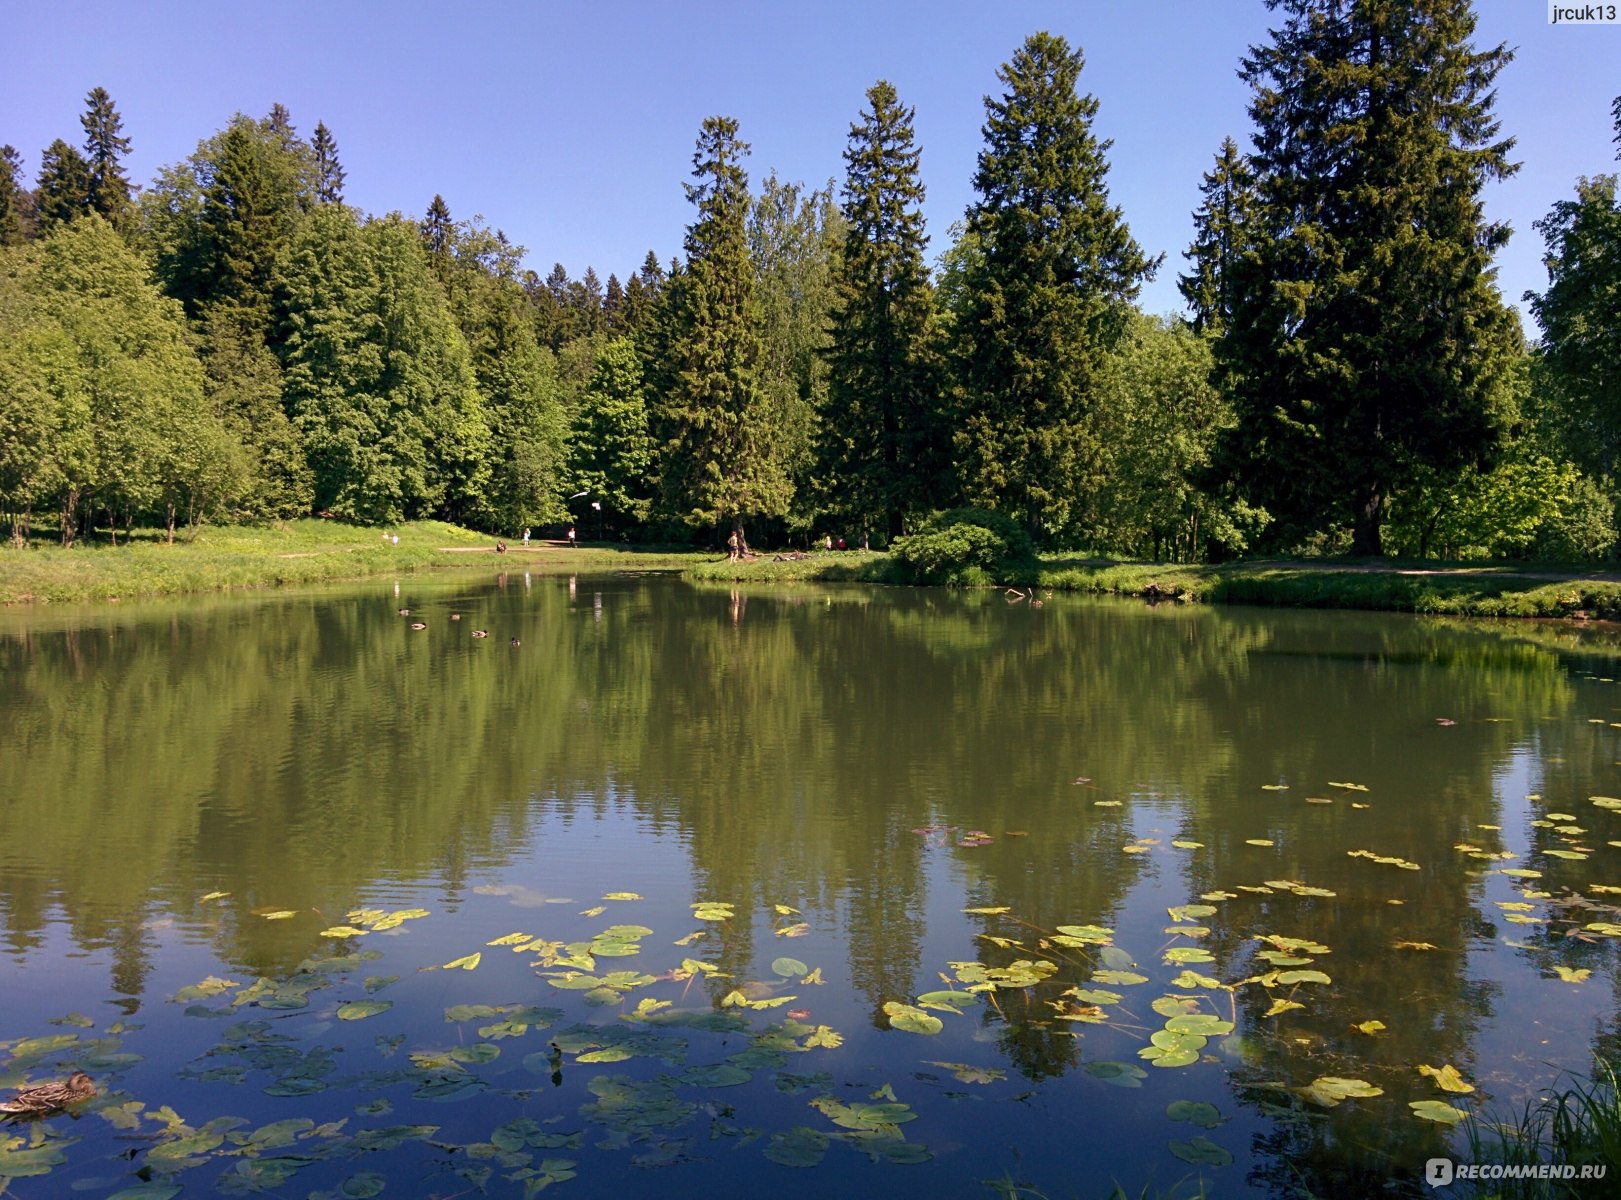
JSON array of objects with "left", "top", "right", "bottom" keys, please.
[{"left": 2, "top": 1, "right": 1619, "bottom": 563}]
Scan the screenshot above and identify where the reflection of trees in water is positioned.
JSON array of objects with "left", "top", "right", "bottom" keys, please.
[{"left": 4, "top": 579, "right": 1620, "bottom": 1194}]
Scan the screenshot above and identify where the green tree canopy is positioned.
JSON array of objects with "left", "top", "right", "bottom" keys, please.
[
  {"left": 80, "top": 86, "right": 134, "bottom": 228},
  {"left": 952, "top": 31, "right": 1159, "bottom": 543},
  {"left": 1215, "top": 0, "right": 1521, "bottom": 555}
]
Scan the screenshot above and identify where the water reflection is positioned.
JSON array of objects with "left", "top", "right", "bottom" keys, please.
[{"left": 1, "top": 578, "right": 1619, "bottom": 1196}]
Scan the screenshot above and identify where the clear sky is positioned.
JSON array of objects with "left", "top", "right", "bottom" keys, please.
[{"left": 5, "top": 1, "right": 1617, "bottom": 330}]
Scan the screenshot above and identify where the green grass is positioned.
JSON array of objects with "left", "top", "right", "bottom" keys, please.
[
  {"left": 0, "top": 520, "right": 700, "bottom": 605},
  {"left": 1459, "top": 1063, "right": 1621, "bottom": 1198}
]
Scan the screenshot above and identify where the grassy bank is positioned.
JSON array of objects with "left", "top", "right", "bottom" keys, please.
[
  {"left": 0, "top": 521, "right": 702, "bottom": 604},
  {"left": 686, "top": 551, "right": 1621, "bottom": 620},
  {"left": 9, "top": 523, "right": 1621, "bottom": 620}
]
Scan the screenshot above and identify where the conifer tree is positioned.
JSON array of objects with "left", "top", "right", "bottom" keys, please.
[
  {"left": 603, "top": 272, "right": 624, "bottom": 331},
  {"left": 80, "top": 86, "right": 134, "bottom": 226},
  {"left": 311, "top": 121, "right": 346, "bottom": 203},
  {"left": 953, "top": 32, "right": 1158, "bottom": 542},
  {"left": 657, "top": 116, "right": 788, "bottom": 548},
  {"left": 1179, "top": 137, "right": 1255, "bottom": 335},
  {"left": 421, "top": 194, "right": 454, "bottom": 285},
  {"left": 35, "top": 139, "right": 92, "bottom": 230},
  {"left": 0, "top": 145, "right": 30, "bottom": 245},
  {"left": 825, "top": 80, "right": 944, "bottom": 540},
  {"left": 1216, "top": 0, "right": 1520, "bottom": 555}
]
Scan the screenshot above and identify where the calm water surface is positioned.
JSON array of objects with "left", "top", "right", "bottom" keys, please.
[{"left": 4, "top": 572, "right": 1621, "bottom": 1198}]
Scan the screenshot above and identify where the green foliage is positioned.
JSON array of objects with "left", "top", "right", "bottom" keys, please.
[
  {"left": 1529, "top": 169, "right": 1621, "bottom": 479},
  {"left": 273, "top": 207, "right": 489, "bottom": 524},
  {"left": 824, "top": 81, "right": 946, "bottom": 542},
  {"left": 35, "top": 138, "right": 92, "bottom": 231},
  {"left": 1215, "top": 0, "right": 1520, "bottom": 555},
  {"left": 573, "top": 337, "right": 656, "bottom": 528},
  {"left": 891, "top": 507, "right": 1036, "bottom": 586},
  {"left": 1178, "top": 137, "right": 1255, "bottom": 336},
  {"left": 197, "top": 309, "right": 312, "bottom": 519},
  {"left": 310, "top": 121, "right": 345, "bottom": 205},
  {"left": 656, "top": 116, "right": 790, "bottom": 543},
  {"left": 952, "top": 31, "right": 1159, "bottom": 542},
  {"left": 1083, "top": 314, "right": 1266, "bottom": 560},
  {"left": 1385, "top": 454, "right": 1613, "bottom": 560},
  {"left": 749, "top": 172, "right": 840, "bottom": 532},
  {"left": 81, "top": 86, "right": 134, "bottom": 228},
  {"left": 0, "top": 145, "right": 29, "bottom": 246}
]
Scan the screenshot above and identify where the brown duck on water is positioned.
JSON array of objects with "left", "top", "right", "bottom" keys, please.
[{"left": 0, "top": 1072, "right": 95, "bottom": 1117}]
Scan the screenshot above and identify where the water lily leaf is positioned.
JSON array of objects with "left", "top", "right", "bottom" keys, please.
[
  {"left": 692, "top": 902, "right": 734, "bottom": 921},
  {"left": 1327, "top": 781, "right": 1369, "bottom": 791},
  {"left": 440, "top": 953, "right": 481, "bottom": 971},
  {"left": 1265, "top": 999, "right": 1306, "bottom": 1017},
  {"left": 925, "top": 1060, "right": 1005, "bottom": 1085},
  {"left": 1170, "top": 969, "right": 1225, "bottom": 990},
  {"left": 1410, "top": 1100, "right": 1465, "bottom": 1125},
  {"left": 340, "top": 1173, "right": 387, "bottom": 1198},
  {"left": 1261, "top": 784, "right": 1289, "bottom": 791},
  {"left": 579, "top": 906, "right": 607, "bottom": 917},
  {"left": 1275, "top": 970, "right": 1331, "bottom": 986},
  {"left": 1245, "top": 839, "right": 1275, "bottom": 847},
  {"left": 1091, "top": 970, "right": 1149, "bottom": 986},
  {"left": 603, "top": 891, "right": 642, "bottom": 901},
  {"left": 260, "top": 911, "right": 298, "bottom": 920},
  {"left": 681, "top": 1063, "right": 752, "bottom": 1087},
  {"left": 763, "top": 1127, "right": 829, "bottom": 1167},
  {"left": 771, "top": 957, "right": 808, "bottom": 978},
  {"left": 1554, "top": 966, "right": 1592, "bottom": 983},
  {"left": 447, "top": 1043, "right": 500, "bottom": 1064},
  {"left": 1164, "top": 947, "right": 1215, "bottom": 965},
  {"left": 963, "top": 906, "right": 1010, "bottom": 915},
  {"left": 1171, "top": 840, "right": 1204, "bottom": 850},
  {"left": 1152, "top": 996, "right": 1201, "bottom": 1017},
  {"left": 1299, "top": 1076, "right": 1383, "bottom": 1107},
  {"left": 172, "top": 976, "right": 240, "bottom": 1003},
  {"left": 1418, "top": 1063, "right": 1474, "bottom": 1094},
  {"left": 107, "top": 1185, "right": 183, "bottom": 1200},
  {"left": 1166, "top": 1100, "right": 1223, "bottom": 1128},
  {"left": 348, "top": 1125, "right": 439, "bottom": 1152},
  {"left": 337, "top": 1000, "right": 393, "bottom": 1021},
  {"left": 916, "top": 990, "right": 977, "bottom": 1013},
  {"left": 1151, "top": 1030, "right": 1209, "bottom": 1053},
  {"left": 803, "top": 1025, "right": 843, "bottom": 1049},
  {"left": 1169, "top": 1135, "right": 1232, "bottom": 1165},
  {"left": 1086, "top": 1061, "right": 1148, "bottom": 1088},
  {"left": 1099, "top": 945, "right": 1136, "bottom": 970},
  {"left": 1501, "top": 868, "right": 1542, "bottom": 879},
  {"left": 812, "top": 1098, "right": 917, "bottom": 1131},
  {"left": 1053, "top": 924, "right": 1113, "bottom": 945},
  {"left": 1165, "top": 1014, "right": 1234, "bottom": 1036},
  {"left": 883, "top": 1003, "right": 943, "bottom": 1035},
  {"left": 1353, "top": 1020, "right": 1386, "bottom": 1035},
  {"left": 776, "top": 923, "right": 811, "bottom": 937},
  {"left": 319, "top": 926, "right": 367, "bottom": 939}
]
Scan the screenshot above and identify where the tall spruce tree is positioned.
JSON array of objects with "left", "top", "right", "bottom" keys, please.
[
  {"left": 80, "top": 86, "right": 134, "bottom": 226},
  {"left": 953, "top": 32, "right": 1158, "bottom": 542},
  {"left": 1215, "top": 0, "right": 1520, "bottom": 555},
  {"left": 35, "top": 139, "right": 92, "bottom": 231},
  {"left": 0, "top": 145, "right": 29, "bottom": 245},
  {"left": 311, "top": 121, "right": 346, "bottom": 203},
  {"left": 657, "top": 116, "right": 788, "bottom": 548},
  {"left": 825, "top": 80, "right": 943, "bottom": 540},
  {"left": 421, "top": 194, "right": 454, "bottom": 285},
  {"left": 1179, "top": 137, "right": 1256, "bottom": 335}
]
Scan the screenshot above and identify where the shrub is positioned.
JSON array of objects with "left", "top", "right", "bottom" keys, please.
[{"left": 890, "top": 507, "right": 1036, "bottom": 586}]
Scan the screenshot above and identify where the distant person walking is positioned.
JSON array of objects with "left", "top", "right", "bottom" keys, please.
[
  {"left": 567, "top": 526, "right": 576, "bottom": 548},
  {"left": 522, "top": 526, "right": 530, "bottom": 546},
  {"left": 727, "top": 531, "right": 740, "bottom": 560}
]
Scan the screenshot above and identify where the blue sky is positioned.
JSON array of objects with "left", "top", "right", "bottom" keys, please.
[{"left": 5, "top": 1, "right": 1617, "bottom": 329}]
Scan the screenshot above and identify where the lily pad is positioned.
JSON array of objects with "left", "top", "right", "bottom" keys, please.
[
  {"left": 771, "top": 957, "right": 809, "bottom": 978},
  {"left": 1166, "top": 1100, "right": 1223, "bottom": 1128},
  {"left": 883, "top": 1002, "right": 944, "bottom": 1035},
  {"left": 1086, "top": 1060, "right": 1148, "bottom": 1088},
  {"left": 1169, "top": 1135, "right": 1232, "bottom": 1166},
  {"left": 1410, "top": 1100, "right": 1465, "bottom": 1125},
  {"left": 763, "top": 1127, "right": 829, "bottom": 1167},
  {"left": 337, "top": 1000, "right": 393, "bottom": 1021}
]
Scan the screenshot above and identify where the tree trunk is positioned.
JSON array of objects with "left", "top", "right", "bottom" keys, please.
[
  {"left": 1351, "top": 482, "right": 1384, "bottom": 557},
  {"left": 732, "top": 515, "right": 748, "bottom": 557},
  {"left": 166, "top": 501, "right": 176, "bottom": 545},
  {"left": 59, "top": 488, "right": 80, "bottom": 548}
]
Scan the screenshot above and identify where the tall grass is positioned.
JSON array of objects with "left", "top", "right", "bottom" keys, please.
[{"left": 1459, "top": 1065, "right": 1621, "bottom": 1198}]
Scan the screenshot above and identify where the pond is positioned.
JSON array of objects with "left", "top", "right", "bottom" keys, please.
[{"left": 2, "top": 572, "right": 1620, "bottom": 1198}]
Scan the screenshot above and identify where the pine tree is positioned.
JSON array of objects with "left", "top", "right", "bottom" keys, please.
[
  {"left": 80, "top": 86, "right": 134, "bottom": 226},
  {"left": 954, "top": 32, "right": 1158, "bottom": 542},
  {"left": 421, "top": 194, "right": 454, "bottom": 285},
  {"left": 656, "top": 116, "right": 789, "bottom": 547},
  {"left": 35, "top": 139, "right": 92, "bottom": 230},
  {"left": 603, "top": 272, "right": 624, "bottom": 331},
  {"left": 311, "top": 121, "right": 346, "bottom": 203},
  {"left": 1216, "top": 0, "right": 1520, "bottom": 555},
  {"left": 1179, "top": 137, "right": 1256, "bottom": 335},
  {"left": 825, "top": 80, "right": 944, "bottom": 540},
  {"left": 0, "top": 145, "right": 31, "bottom": 244}
]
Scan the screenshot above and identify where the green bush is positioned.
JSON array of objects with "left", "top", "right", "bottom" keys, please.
[{"left": 891, "top": 508, "right": 1036, "bottom": 586}]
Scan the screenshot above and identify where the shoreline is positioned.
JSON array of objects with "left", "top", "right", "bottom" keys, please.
[{"left": 7, "top": 521, "right": 1621, "bottom": 621}]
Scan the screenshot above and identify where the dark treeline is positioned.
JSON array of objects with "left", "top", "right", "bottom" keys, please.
[{"left": 3, "top": 4, "right": 1620, "bottom": 561}]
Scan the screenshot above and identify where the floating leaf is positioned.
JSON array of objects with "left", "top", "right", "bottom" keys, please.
[
  {"left": 1353, "top": 1020, "right": 1386, "bottom": 1035},
  {"left": 260, "top": 911, "right": 298, "bottom": 921},
  {"left": 172, "top": 976, "right": 240, "bottom": 1003},
  {"left": 1086, "top": 1060, "right": 1149, "bottom": 1088},
  {"left": 340, "top": 1172, "right": 387, "bottom": 1198},
  {"left": 1275, "top": 970, "right": 1331, "bottom": 986},
  {"left": 603, "top": 892, "right": 642, "bottom": 901},
  {"left": 1554, "top": 966, "right": 1592, "bottom": 983},
  {"left": 319, "top": 926, "right": 367, "bottom": 939},
  {"left": 776, "top": 923, "right": 811, "bottom": 938},
  {"left": 771, "top": 957, "right": 809, "bottom": 978},
  {"left": 1265, "top": 999, "right": 1306, "bottom": 1018},
  {"left": 441, "top": 953, "right": 481, "bottom": 971},
  {"left": 1245, "top": 839, "right": 1276, "bottom": 847},
  {"left": 963, "top": 906, "right": 1010, "bottom": 915},
  {"left": 682, "top": 1062, "right": 752, "bottom": 1087},
  {"left": 1410, "top": 1100, "right": 1465, "bottom": 1125},
  {"left": 1165, "top": 1014, "right": 1234, "bottom": 1036},
  {"left": 1418, "top": 1063, "right": 1475, "bottom": 1094},
  {"left": 764, "top": 1127, "right": 829, "bottom": 1167},
  {"left": 1171, "top": 840, "right": 1204, "bottom": 850},
  {"left": 337, "top": 1000, "right": 393, "bottom": 1021},
  {"left": 925, "top": 1060, "right": 1005, "bottom": 1085},
  {"left": 1169, "top": 1135, "right": 1232, "bottom": 1165},
  {"left": 1299, "top": 1076, "right": 1383, "bottom": 1107},
  {"left": 1166, "top": 1100, "right": 1223, "bottom": 1128},
  {"left": 916, "top": 990, "right": 977, "bottom": 1013},
  {"left": 692, "top": 902, "right": 735, "bottom": 921},
  {"left": 1091, "top": 970, "right": 1149, "bottom": 986},
  {"left": 883, "top": 1002, "right": 943, "bottom": 1035}
]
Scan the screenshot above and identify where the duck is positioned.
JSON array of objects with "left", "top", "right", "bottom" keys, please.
[
  {"left": 510, "top": 637, "right": 521, "bottom": 648},
  {"left": 471, "top": 630, "right": 490, "bottom": 638},
  {"left": 0, "top": 1072, "right": 95, "bottom": 1117},
  {"left": 410, "top": 622, "right": 427, "bottom": 631},
  {"left": 449, "top": 613, "right": 462, "bottom": 621},
  {"left": 397, "top": 608, "right": 411, "bottom": 616}
]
